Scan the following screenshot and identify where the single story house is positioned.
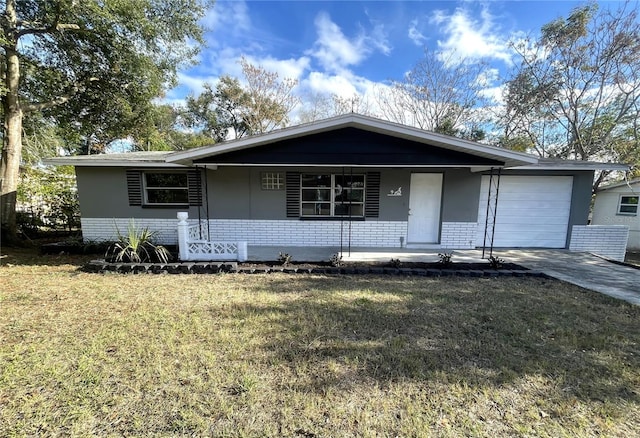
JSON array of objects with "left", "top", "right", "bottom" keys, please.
[
  {"left": 46, "top": 114, "right": 627, "bottom": 257},
  {"left": 592, "top": 179, "right": 639, "bottom": 250}
]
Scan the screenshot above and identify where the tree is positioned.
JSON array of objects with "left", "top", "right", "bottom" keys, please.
[
  {"left": 297, "top": 92, "right": 373, "bottom": 124},
  {"left": 185, "top": 57, "right": 300, "bottom": 140},
  {"left": 132, "top": 104, "right": 212, "bottom": 152},
  {"left": 500, "top": 2, "right": 640, "bottom": 191},
  {"left": 375, "top": 49, "right": 488, "bottom": 139},
  {"left": 1, "top": 0, "right": 210, "bottom": 242}
]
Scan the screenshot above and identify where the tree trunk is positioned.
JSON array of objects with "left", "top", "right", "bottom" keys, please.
[{"left": 1, "top": 0, "right": 22, "bottom": 243}]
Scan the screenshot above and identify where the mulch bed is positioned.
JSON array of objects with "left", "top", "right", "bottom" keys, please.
[{"left": 81, "top": 259, "right": 545, "bottom": 278}]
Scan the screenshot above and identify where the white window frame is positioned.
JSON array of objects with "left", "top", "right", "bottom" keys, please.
[
  {"left": 261, "top": 172, "right": 284, "bottom": 190},
  {"left": 618, "top": 194, "right": 639, "bottom": 216},
  {"left": 300, "top": 174, "right": 365, "bottom": 218},
  {"left": 143, "top": 171, "right": 189, "bottom": 206}
]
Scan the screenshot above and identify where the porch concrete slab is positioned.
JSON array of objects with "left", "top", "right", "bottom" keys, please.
[
  {"left": 495, "top": 249, "right": 640, "bottom": 306},
  {"left": 247, "top": 246, "right": 486, "bottom": 263}
]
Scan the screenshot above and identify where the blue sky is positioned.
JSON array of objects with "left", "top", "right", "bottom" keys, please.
[{"left": 166, "top": 0, "right": 611, "bottom": 115}]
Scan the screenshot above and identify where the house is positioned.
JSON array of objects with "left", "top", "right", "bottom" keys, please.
[
  {"left": 592, "top": 179, "right": 639, "bottom": 250},
  {"left": 46, "top": 114, "right": 627, "bottom": 258}
]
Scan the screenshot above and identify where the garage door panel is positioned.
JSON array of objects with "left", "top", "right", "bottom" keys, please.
[
  {"left": 487, "top": 223, "right": 571, "bottom": 232},
  {"left": 479, "top": 206, "right": 571, "bottom": 217},
  {"left": 487, "top": 194, "right": 572, "bottom": 203},
  {"left": 477, "top": 176, "right": 573, "bottom": 248}
]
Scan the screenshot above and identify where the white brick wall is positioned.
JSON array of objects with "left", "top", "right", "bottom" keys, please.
[
  {"left": 440, "top": 222, "right": 477, "bottom": 249},
  {"left": 207, "top": 219, "right": 408, "bottom": 247},
  {"left": 81, "top": 217, "right": 408, "bottom": 247},
  {"left": 569, "top": 225, "right": 629, "bottom": 261}
]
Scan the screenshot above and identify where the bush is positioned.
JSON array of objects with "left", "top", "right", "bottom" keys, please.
[
  {"left": 438, "top": 252, "right": 453, "bottom": 266},
  {"left": 17, "top": 166, "right": 80, "bottom": 233},
  {"left": 278, "top": 252, "right": 292, "bottom": 266},
  {"left": 329, "top": 253, "right": 343, "bottom": 267},
  {"left": 105, "top": 220, "right": 171, "bottom": 263}
]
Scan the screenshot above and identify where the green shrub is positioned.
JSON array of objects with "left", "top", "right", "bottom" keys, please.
[
  {"left": 105, "top": 220, "right": 171, "bottom": 263},
  {"left": 329, "top": 253, "right": 343, "bottom": 267},
  {"left": 277, "top": 252, "right": 292, "bottom": 266},
  {"left": 487, "top": 255, "right": 505, "bottom": 270},
  {"left": 438, "top": 252, "right": 453, "bottom": 266}
]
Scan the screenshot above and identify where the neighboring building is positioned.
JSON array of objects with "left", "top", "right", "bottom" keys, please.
[
  {"left": 592, "top": 179, "right": 640, "bottom": 250},
  {"left": 46, "top": 114, "right": 627, "bottom": 254}
]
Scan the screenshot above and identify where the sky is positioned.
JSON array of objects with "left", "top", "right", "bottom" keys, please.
[{"left": 165, "top": 0, "right": 616, "bottom": 119}]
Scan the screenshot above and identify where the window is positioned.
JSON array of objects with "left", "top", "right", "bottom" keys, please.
[
  {"left": 300, "top": 174, "right": 365, "bottom": 217},
  {"left": 144, "top": 172, "right": 189, "bottom": 205},
  {"left": 618, "top": 195, "right": 638, "bottom": 215},
  {"left": 261, "top": 172, "right": 284, "bottom": 190}
]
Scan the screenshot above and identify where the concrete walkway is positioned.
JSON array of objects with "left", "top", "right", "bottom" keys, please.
[{"left": 248, "top": 246, "right": 640, "bottom": 306}]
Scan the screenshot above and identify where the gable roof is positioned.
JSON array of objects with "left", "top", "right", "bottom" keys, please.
[
  {"left": 597, "top": 178, "right": 640, "bottom": 192},
  {"left": 44, "top": 114, "right": 629, "bottom": 171},
  {"left": 165, "top": 113, "right": 539, "bottom": 169}
]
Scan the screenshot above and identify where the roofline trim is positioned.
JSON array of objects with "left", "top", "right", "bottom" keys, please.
[{"left": 44, "top": 158, "right": 186, "bottom": 168}]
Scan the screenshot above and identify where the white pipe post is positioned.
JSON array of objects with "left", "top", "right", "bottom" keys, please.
[
  {"left": 177, "top": 212, "right": 190, "bottom": 261},
  {"left": 237, "top": 241, "right": 248, "bottom": 262}
]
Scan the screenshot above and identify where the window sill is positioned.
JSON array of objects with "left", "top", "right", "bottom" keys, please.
[
  {"left": 142, "top": 204, "right": 190, "bottom": 209},
  {"left": 298, "top": 216, "right": 366, "bottom": 221}
]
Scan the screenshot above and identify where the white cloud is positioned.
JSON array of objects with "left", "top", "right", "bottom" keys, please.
[
  {"left": 430, "top": 6, "right": 513, "bottom": 66},
  {"left": 241, "top": 55, "right": 311, "bottom": 81},
  {"left": 306, "top": 12, "right": 390, "bottom": 73},
  {"left": 408, "top": 19, "right": 427, "bottom": 46},
  {"left": 304, "top": 71, "right": 360, "bottom": 97},
  {"left": 369, "top": 20, "right": 393, "bottom": 55},
  {"left": 201, "top": 0, "right": 251, "bottom": 40}
]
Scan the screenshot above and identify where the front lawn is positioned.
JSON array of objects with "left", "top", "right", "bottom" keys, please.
[{"left": 1, "top": 248, "right": 639, "bottom": 437}]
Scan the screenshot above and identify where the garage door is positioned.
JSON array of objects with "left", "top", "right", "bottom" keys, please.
[{"left": 477, "top": 176, "right": 573, "bottom": 248}]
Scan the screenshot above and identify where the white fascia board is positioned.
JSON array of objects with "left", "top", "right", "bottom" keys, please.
[
  {"left": 165, "top": 114, "right": 539, "bottom": 167},
  {"left": 513, "top": 163, "right": 629, "bottom": 171},
  {"left": 195, "top": 163, "right": 501, "bottom": 169},
  {"left": 44, "top": 158, "right": 186, "bottom": 167}
]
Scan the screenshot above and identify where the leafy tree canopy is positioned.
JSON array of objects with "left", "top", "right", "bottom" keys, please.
[
  {"left": 500, "top": 1, "right": 640, "bottom": 189},
  {"left": 1, "top": 0, "right": 212, "bottom": 240}
]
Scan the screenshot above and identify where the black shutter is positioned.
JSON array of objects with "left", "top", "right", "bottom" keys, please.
[
  {"left": 187, "top": 169, "right": 203, "bottom": 206},
  {"left": 365, "top": 172, "right": 380, "bottom": 218},
  {"left": 126, "top": 170, "right": 142, "bottom": 206},
  {"left": 286, "top": 172, "right": 301, "bottom": 217}
]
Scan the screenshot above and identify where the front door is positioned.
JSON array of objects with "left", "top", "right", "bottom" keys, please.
[{"left": 407, "top": 173, "right": 442, "bottom": 243}]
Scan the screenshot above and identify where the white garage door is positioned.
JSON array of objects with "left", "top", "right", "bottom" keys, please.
[{"left": 477, "top": 176, "right": 573, "bottom": 248}]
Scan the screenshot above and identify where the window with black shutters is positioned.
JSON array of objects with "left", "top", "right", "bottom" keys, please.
[{"left": 126, "top": 169, "right": 202, "bottom": 207}]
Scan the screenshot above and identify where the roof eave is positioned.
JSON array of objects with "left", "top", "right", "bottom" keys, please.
[
  {"left": 513, "top": 163, "right": 629, "bottom": 171},
  {"left": 44, "top": 157, "right": 186, "bottom": 167}
]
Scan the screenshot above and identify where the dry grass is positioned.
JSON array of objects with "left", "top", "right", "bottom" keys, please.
[{"left": 1, "top": 247, "right": 639, "bottom": 437}]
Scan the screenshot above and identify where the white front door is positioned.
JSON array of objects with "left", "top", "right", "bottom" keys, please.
[{"left": 408, "top": 173, "right": 443, "bottom": 243}]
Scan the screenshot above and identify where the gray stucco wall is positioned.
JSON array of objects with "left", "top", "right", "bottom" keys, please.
[
  {"left": 77, "top": 166, "right": 484, "bottom": 223},
  {"left": 75, "top": 167, "right": 201, "bottom": 219},
  {"left": 205, "top": 167, "right": 471, "bottom": 222},
  {"left": 441, "top": 169, "right": 481, "bottom": 222}
]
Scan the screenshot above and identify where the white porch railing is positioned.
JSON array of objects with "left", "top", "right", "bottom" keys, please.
[{"left": 177, "top": 212, "right": 248, "bottom": 262}]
